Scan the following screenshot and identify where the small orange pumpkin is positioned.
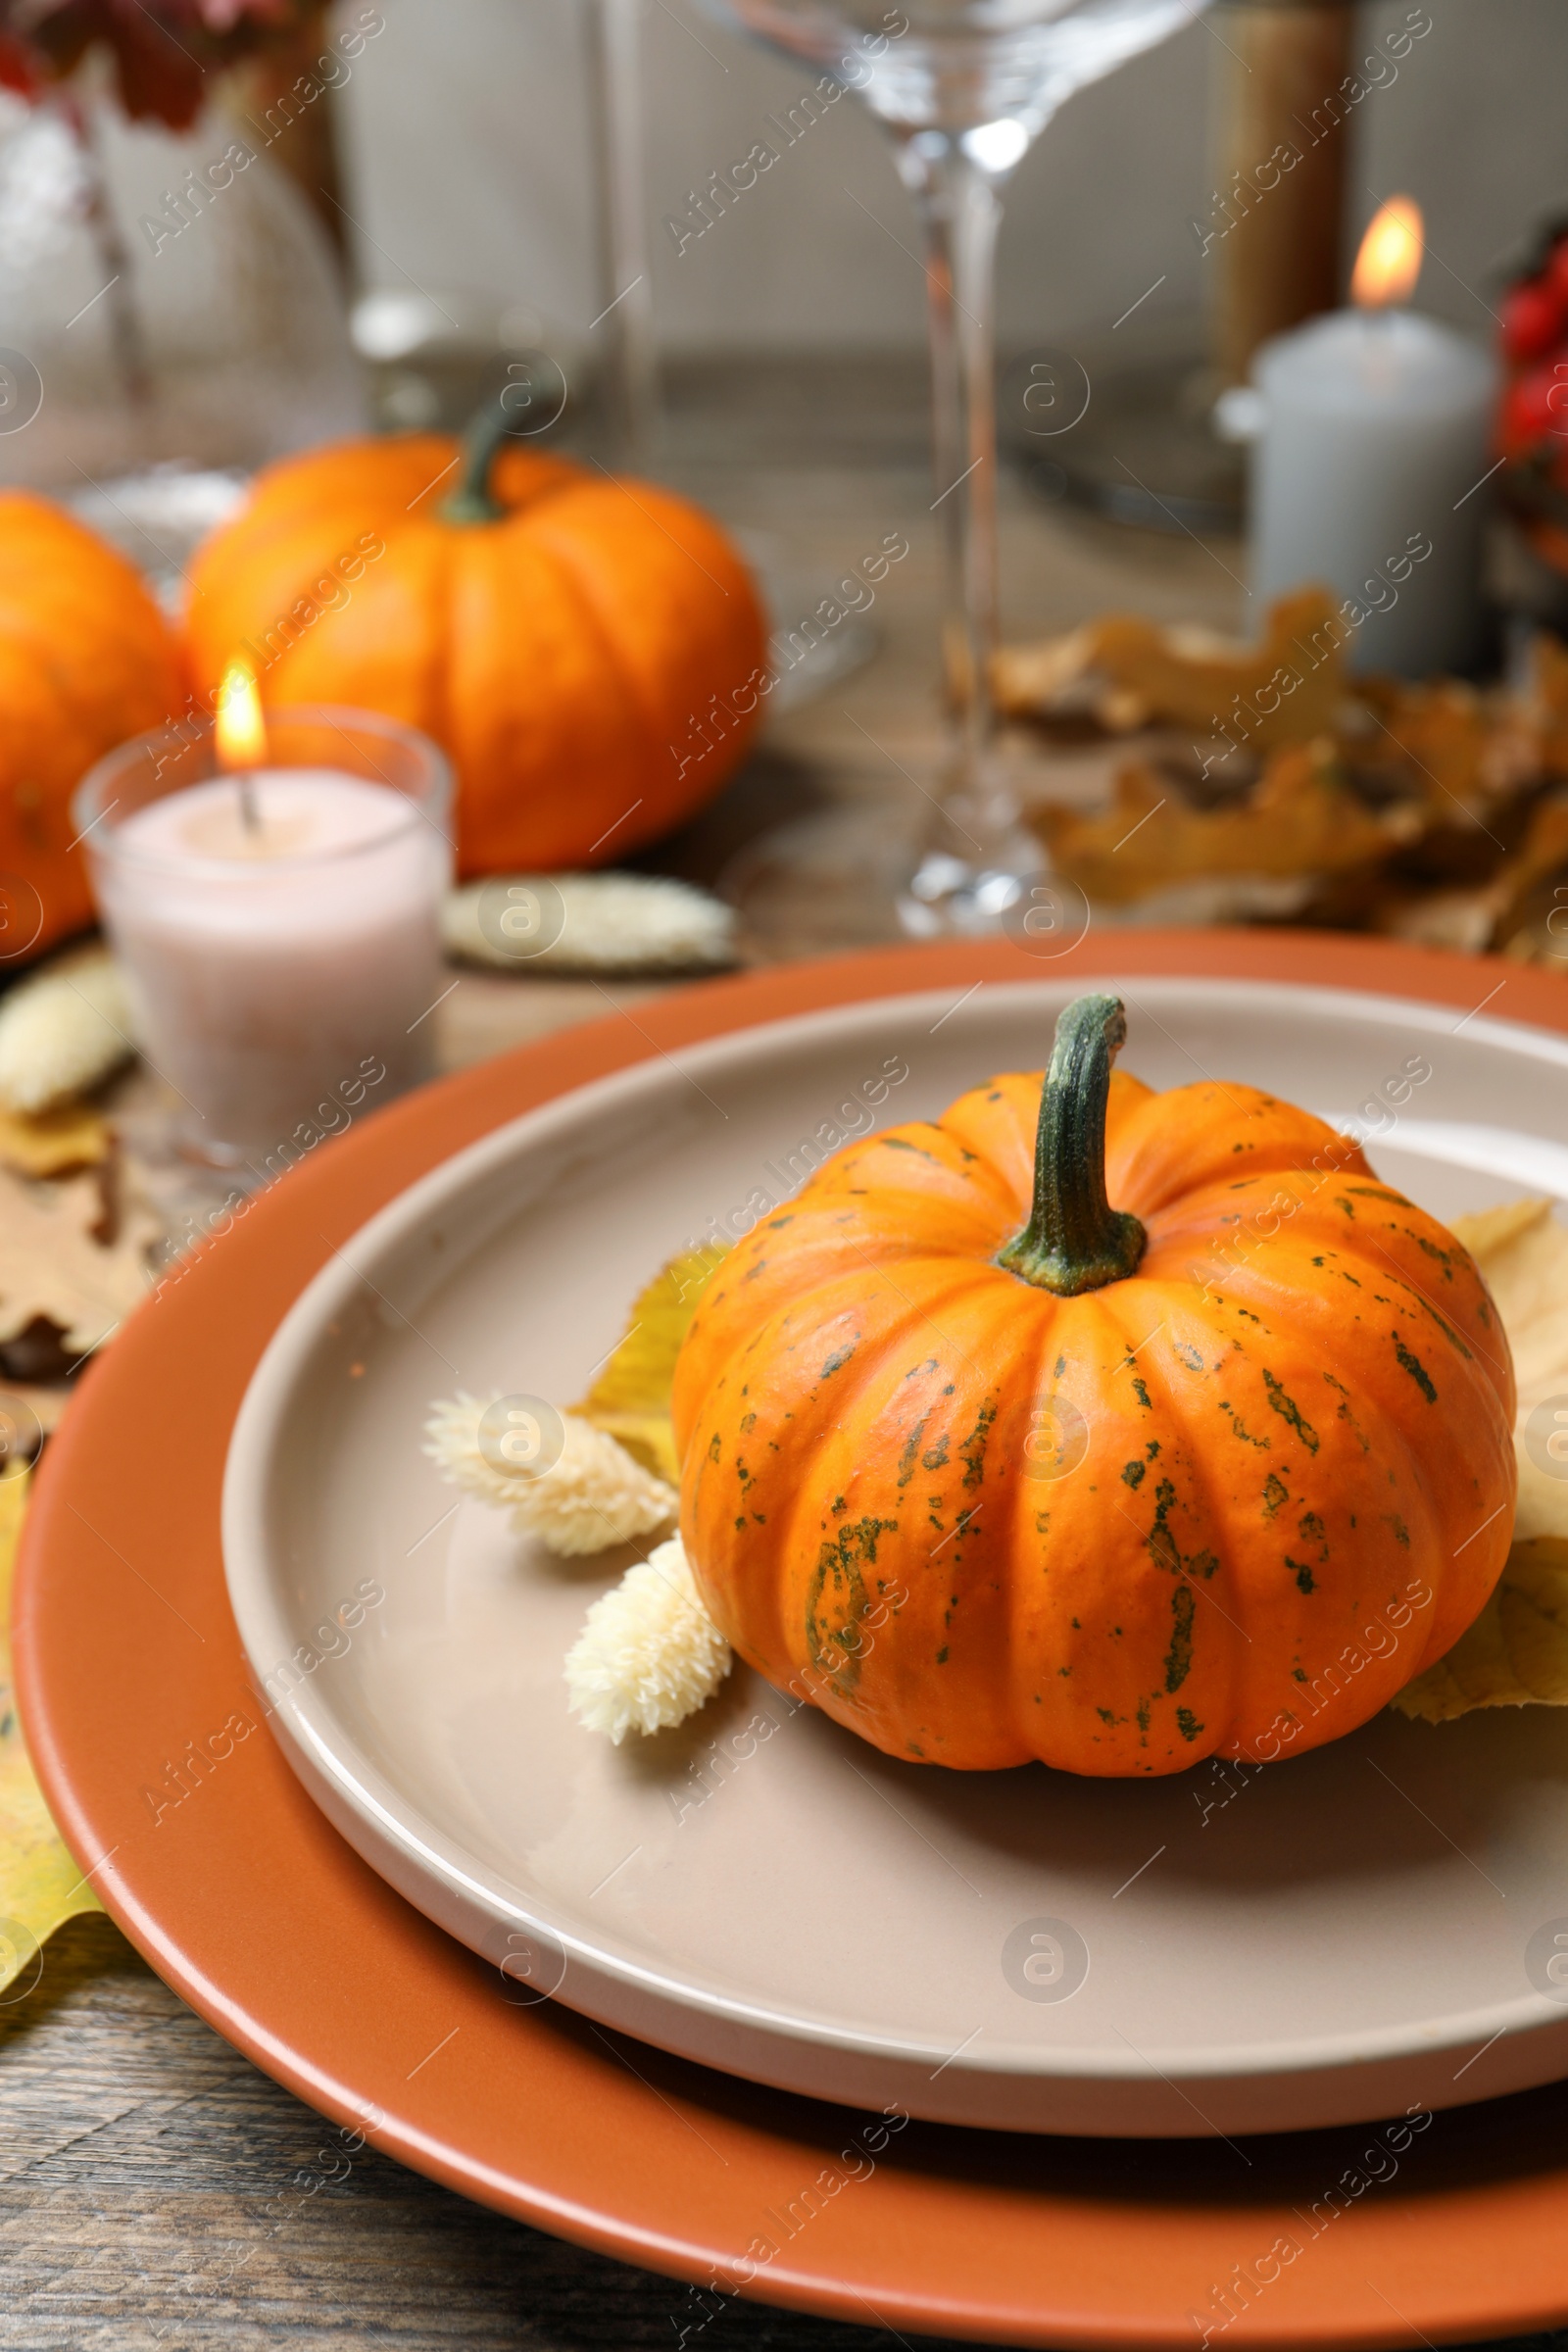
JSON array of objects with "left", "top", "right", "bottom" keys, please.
[
  {"left": 0, "top": 493, "right": 182, "bottom": 961},
  {"left": 671, "top": 996, "right": 1516, "bottom": 1777},
  {"left": 183, "top": 416, "right": 769, "bottom": 874}
]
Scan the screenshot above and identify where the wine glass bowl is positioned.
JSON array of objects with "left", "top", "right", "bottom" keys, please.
[{"left": 712, "top": 0, "right": 1199, "bottom": 137}]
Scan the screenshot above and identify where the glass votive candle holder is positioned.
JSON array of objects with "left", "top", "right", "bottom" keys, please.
[{"left": 74, "top": 707, "right": 453, "bottom": 1170}]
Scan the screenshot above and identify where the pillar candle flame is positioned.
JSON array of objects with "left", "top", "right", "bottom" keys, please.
[
  {"left": 216, "top": 658, "right": 266, "bottom": 771},
  {"left": 1350, "top": 197, "right": 1424, "bottom": 311}
]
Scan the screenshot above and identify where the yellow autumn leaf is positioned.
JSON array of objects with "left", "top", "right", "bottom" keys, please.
[
  {"left": 0, "top": 1467, "right": 100, "bottom": 1992},
  {"left": 574, "top": 1243, "right": 731, "bottom": 1486},
  {"left": 1394, "top": 1538, "right": 1568, "bottom": 1721},
  {"left": 1450, "top": 1199, "right": 1568, "bottom": 1544},
  {"left": 1393, "top": 1200, "right": 1568, "bottom": 1721}
]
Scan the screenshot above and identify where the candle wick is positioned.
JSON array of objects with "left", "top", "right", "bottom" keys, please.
[{"left": 237, "top": 772, "right": 261, "bottom": 836}]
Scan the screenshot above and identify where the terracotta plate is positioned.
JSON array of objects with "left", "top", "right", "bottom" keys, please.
[
  {"left": 19, "top": 934, "right": 1568, "bottom": 2347},
  {"left": 220, "top": 962, "right": 1568, "bottom": 2140}
]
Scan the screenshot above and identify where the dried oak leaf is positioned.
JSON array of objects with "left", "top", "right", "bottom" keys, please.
[
  {"left": 1355, "top": 675, "right": 1511, "bottom": 818},
  {"left": 995, "top": 586, "right": 1348, "bottom": 750},
  {"left": 1031, "top": 743, "right": 1416, "bottom": 906},
  {"left": 1516, "top": 630, "right": 1568, "bottom": 780},
  {"left": 0, "top": 1161, "right": 157, "bottom": 1360},
  {"left": 1372, "top": 794, "right": 1568, "bottom": 956},
  {"left": 1487, "top": 793, "right": 1568, "bottom": 944}
]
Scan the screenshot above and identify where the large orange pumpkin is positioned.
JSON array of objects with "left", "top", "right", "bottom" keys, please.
[
  {"left": 182, "top": 417, "right": 769, "bottom": 874},
  {"left": 0, "top": 494, "right": 182, "bottom": 961},
  {"left": 671, "top": 996, "right": 1517, "bottom": 1777}
]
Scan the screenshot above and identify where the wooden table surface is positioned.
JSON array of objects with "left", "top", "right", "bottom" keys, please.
[{"left": 5, "top": 363, "right": 1560, "bottom": 2350}]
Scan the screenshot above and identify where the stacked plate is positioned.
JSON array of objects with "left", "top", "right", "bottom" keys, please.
[{"left": 20, "top": 932, "right": 1568, "bottom": 2348}]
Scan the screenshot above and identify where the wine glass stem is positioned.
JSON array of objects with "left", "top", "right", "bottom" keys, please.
[
  {"left": 589, "top": 0, "right": 659, "bottom": 462},
  {"left": 901, "top": 140, "right": 1009, "bottom": 835}
]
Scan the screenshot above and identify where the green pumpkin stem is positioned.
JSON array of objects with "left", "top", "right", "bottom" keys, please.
[
  {"left": 440, "top": 403, "right": 515, "bottom": 525},
  {"left": 998, "top": 993, "right": 1147, "bottom": 1295}
]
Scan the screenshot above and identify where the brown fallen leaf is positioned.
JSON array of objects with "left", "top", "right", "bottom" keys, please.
[
  {"left": 0, "top": 1162, "right": 158, "bottom": 1362},
  {"left": 1373, "top": 792, "right": 1568, "bottom": 956},
  {"left": 995, "top": 595, "right": 1568, "bottom": 937},
  {"left": 1488, "top": 794, "right": 1568, "bottom": 943},
  {"left": 1354, "top": 675, "right": 1501, "bottom": 817},
  {"left": 1517, "top": 629, "right": 1568, "bottom": 781},
  {"left": 1032, "top": 742, "right": 1417, "bottom": 906},
  {"left": 995, "top": 586, "right": 1349, "bottom": 751}
]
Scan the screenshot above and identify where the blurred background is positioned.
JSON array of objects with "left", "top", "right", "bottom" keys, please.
[
  {"left": 342, "top": 0, "right": 1559, "bottom": 363},
  {"left": 8, "top": 0, "right": 1565, "bottom": 467}
]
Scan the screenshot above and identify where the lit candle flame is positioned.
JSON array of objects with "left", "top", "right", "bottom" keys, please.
[
  {"left": 216, "top": 658, "right": 266, "bottom": 771},
  {"left": 1350, "top": 198, "right": 1424, "bottom": 311}
]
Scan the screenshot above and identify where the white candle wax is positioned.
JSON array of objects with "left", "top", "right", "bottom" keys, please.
[
  {"left": 1250, "top": 309, "right": 1497, "bottom": 676},
  {"left": 95, "top": 769, "right": 448, "bottom": 1161}
]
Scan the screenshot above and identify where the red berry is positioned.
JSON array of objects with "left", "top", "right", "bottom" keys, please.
[
  {"left": 1502, "top": 279, "right": 1564, "bottom": 365},
  {"left": 1501, "top": 364, "right": 1568, "bottom": 456}
]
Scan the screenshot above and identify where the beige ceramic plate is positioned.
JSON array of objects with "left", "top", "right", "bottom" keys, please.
[{"left": 223, "top": 975, "right": 1568, "bottom": 2138}]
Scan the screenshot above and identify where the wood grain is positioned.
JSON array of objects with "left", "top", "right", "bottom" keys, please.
[
  {"left": 0, "top": 1916, "right": 972, "bottom": 2349},
  {"left": 2, "top": 1919, "right": 1560, "bottom": 2351}
]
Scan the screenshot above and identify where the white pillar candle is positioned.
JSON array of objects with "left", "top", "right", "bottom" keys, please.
[
  {"left": 1250, "top": 308, "right": 1496, "bottom": 677},
  {"left": 92, "top": 769, "right": 448, "bottom": 1163}
]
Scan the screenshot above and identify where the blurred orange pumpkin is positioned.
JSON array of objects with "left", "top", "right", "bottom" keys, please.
[
  {"left": 183, "top": 419, "right": 770, "bottom": 874},
  {"left": 0, "top": 494, "right": 182, "bottom": 962}
]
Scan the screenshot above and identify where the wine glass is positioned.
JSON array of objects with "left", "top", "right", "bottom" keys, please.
[{"left": 703, "top": 0, "right": 1205, "bottom": 943}]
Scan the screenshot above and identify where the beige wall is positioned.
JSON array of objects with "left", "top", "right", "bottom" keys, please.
[{"left": 337, "top": 0, "right": 1568, "bottom": 358}]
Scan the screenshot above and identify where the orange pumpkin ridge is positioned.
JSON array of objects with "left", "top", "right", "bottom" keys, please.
[
  {"left": 183, "top": 411, "right": 769, "bottom": 875},
  {"left": 671, "top": 996, "right": 1517, "bottom": 1778}
]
